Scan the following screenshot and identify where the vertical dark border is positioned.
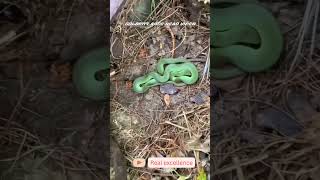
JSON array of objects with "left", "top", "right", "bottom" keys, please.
[
  {"left": 210, "top": 69, "right": 214, "bottom": 180},
  {"left": 210, "top": 2, "right": 214, "bottom": 179},
  {"left": 105, "top": 0, "right": 110, "bottom": 179}
]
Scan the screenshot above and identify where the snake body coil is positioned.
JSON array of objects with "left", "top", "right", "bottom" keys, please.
[
  {"left": 72, "top": 47, "right": 109, "bottom": 100},
  {"left": 133, "top": 58, "right": 199, "bottom": 93},
  {"left": 72, "top": 0, "right": 283, "bottom": 99},
  {"left": 211, "top": 0, "right": 283, "bottom": 79}
]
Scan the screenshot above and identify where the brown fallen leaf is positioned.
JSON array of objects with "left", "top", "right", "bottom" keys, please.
[
  {"left": 48, "top": 62, "right": 72, "bottom": 88},
  {"left": 164, "top": 94, "right": 171, "bottom": 106},
  {"left": 140, "top": 174, "right": 152, "bottom": 180},
  {"left": 303, "top": 113, "right": 320, "bottom": 142},
  {"left": 126, "top": 81, "right": 133, "bottom": 90},
  {"left": 138, "top": 48, "right": 148, "bottom": 58}
]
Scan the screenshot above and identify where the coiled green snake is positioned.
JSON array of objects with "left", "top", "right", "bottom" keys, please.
[
  {"left": 72, "top": 0, "right": 284, "bottom": 99},
  {"left": 211, "top": 0, "right": 283, "bottom": 79},
  {"left": 133, "top": 58, "right": 199, "bottom": 93},
  {"left": 72, "top": 47, "right": 108, "bottom": 100}
]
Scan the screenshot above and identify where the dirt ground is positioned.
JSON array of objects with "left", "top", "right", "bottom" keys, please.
[
  {"left": 0, "top": 0, "right": 107, "bottom": 179},
  {"left": 110, "top": 0, "right": 210, "bottom": 179},
  {"left": 213, "top": 0, "right": 320, "bottom": 179},
  {"left": 1, "top": 0, "right": 320, "bottom": 180}
]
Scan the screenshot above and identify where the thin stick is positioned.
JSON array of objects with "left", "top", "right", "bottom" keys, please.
[
  {"left": 213, "top": 154, "right": 269, "bottom": 175},
  {"left": 9, "top": 132, "right": 27, "bottom": 171},
  {"left": 233, "top": 156, "right": 245, "bottom": 180}
]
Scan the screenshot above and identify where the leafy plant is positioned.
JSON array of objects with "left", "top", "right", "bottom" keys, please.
[{"left": 196, "top": 168, "right": 207, "bottom": 180}]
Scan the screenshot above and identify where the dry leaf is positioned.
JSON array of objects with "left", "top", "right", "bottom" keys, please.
[
  {"left": 126, "top": 81, "right": 133, "bottom": 90},
  {"left": 170, "top": 149, "right": 185, "bottom": 157},
  {"left": 140, "top": 174, "right": 152, "bottom": 180},
  {"left": 48, "top": 63, "right": 72, "bottom": 88},
  {"left": 186, "top": 135, "right": 210, "bottom": 153},
  {"left": 164, "top": 94, "right": 171, "bottom": 106},
  {"left": 138, "top": 48, "right": 148, "bottom": 58},
  {"left": 303, "top": 113, "right": 320, "bottom": 142}
]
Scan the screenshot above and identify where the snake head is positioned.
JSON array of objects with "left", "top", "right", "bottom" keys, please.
[
  {"left": 133, "top": 75, "right": 158, "bottom": 93},
  {"left": 72, "top": 47, "right": 108, "bottom": 100}
]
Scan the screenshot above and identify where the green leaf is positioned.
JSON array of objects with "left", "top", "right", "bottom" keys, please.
[{"left": 196, "top": 168, "right": 207, "bottom": 180}]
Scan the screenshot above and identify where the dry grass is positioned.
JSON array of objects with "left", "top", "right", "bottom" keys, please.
[
  {"left": 111, "top": 99, "right": 210, "bottom": 179},
  {"left": 0, "top": 0, "right": 106, "bottom": 179},
  {"left": 111, "top": 0, "right": 210, "bottom": 77},
  {"left": 110, "top": 0, "right": 210, "bottom": 179},
  {"left": 212, "top": 0, "right": 320, "bottom": 179},
  {"left": 0, "top": 119, "right": 105, "bottom": 179}
]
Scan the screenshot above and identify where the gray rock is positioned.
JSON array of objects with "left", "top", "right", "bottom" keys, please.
[
  {"left": 256, "top": 108, "right": 303, "bottom": 137},
  {"left": 160, "top": 84, "right": 179, "bottom": 95},
  {"left": 287, "top": 91, "right": 317, "bottom": 123},
  {"left": 190, "top": 92, "right": 207, "bottom": 104}
]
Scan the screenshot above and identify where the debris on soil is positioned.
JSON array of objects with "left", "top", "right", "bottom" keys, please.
[
  {"left": 164, "top": 94, "right": 171, "bottom": 106},
  {"left": 110, "top": 0, "right": 210, "bottom": 178},
  {"left": 256, "top": 108, "right": 303, "bottom": 136},
  {"left": 110, "top": 138, "right": 128, "bottom": 180},
  {"left": 0, "top": 0, "right": 107, "bottom": 179},
  {"left": 160, "top": 84, "right": 179, "bottom": 95},
  {"left": 287, "top": 90, "right": 318, "bottom": 123},
  {"left": 190, "top": 91, "right": 209, "bottom": 105},
  {"left": 60, "top": 11, "right": 105, "bottom": 61},
  {"left": 212, "top": 0, "right": 320, "bottom": 179},
  {"left": 213, "top": 75, "right": 244, "bottom": 91},
  {"left": 48, "top": 62, "right": 72, "bottom": 88}
]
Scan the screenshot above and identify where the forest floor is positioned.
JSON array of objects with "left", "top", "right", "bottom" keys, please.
[
  {"left": 213, "top": 0, "right": 320, "bottom": 179},
  {"left": 0, "top": 0, "right": 107, "bottom": 179},
  {"left": 110, "top": 0, "right": 210, "bottom": 179}
]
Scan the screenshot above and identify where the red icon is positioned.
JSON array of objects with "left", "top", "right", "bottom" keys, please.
[{"left": 132, "top": 158, "right": 146, "bottom": 167}]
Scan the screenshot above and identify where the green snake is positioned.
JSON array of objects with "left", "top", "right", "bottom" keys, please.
[
  {"left": 71, "top": 0, "right": 157, "bottom": 99},
  {"left": 133, "top": 58, "right": 199, "bottom": 93},
  {"left": 131, "top": 0, "right": 159, "bottom": 21},
  {"left": 211, "top": 0, "right": 283, "bottom": 79},
  {"left": 72, "top": 47, "right": 109, "bottom": 100},
  {"left": 72, "top": 0, "right": 284, "bottom": 99}
]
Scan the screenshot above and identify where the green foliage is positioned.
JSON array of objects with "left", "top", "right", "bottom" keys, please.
[{"left": 196, "top": 168, "right": 207, "bottom": 180}]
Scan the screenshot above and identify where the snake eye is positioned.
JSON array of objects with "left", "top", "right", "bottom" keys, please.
[{"left": 94, "top": 69, "right": 107, "bottom": 81}]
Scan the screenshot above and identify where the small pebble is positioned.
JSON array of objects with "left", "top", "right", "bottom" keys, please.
[
  {"left": 190, "top": 92, "right": 207, "bottom": 104},
  {"left": 159, "top": 84, "right": 179, "bottom": 95},
  {"left": 256, "top": 108, "right": 303, "bottom": 137}
]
